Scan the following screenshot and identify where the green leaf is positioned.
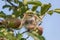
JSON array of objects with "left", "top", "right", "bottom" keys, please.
[
  {"left": 35, "top": 35, "right": 45, "bottom": 40},
  {"left": 20, "top": 6, "right": 28, "bottom": 18},
  {"left": 40, "top": 36, "right": 45, "bottom": 40},
  {"left": 6, "top": 15, "right": 12, "bottom": 18},
  {"left": 5, "top": 33, "right": 16, "bottom": 40},
  {"left": 32, "top": 5, "right": 38, "bottom": 11},
  {"left": 47, "top": 10, "right": 53, "bottom": 15},
  {"left": 0, "top": 32, "right": 4, "bottom": 37},
  {"left": 3, "top": 5, "right": 11, "bottom": 9},
  {"left": 27, "top": 1, "right": 42, "bottom": 6},
  {"left": 28, "top": 32, "right": 39, "bottom": 40},
  {"left": 6, "top": 0, "right": 12, "bottom": 2},
  {"left": 0, "top": 11, "right": 6, "bottom": 18},
  {"left": 23, "top": 0, "right": 28, "bottom": 5},
  {"left": 8, "top": 21, "right": 15, "bottom": 28},
  {"left": 3, "top": 5, "right": 13, "bottom": 11},
  {"left": 19, "top": 2, "right": 24, "bottom": 7},
  {"left": 18, "top": 2, "right": 28, "bottom": 18},
  {"left": 40, "top": 3, "right": 51, "bottom": 15},
  {"left": 9, "top": 6, "right": 14, "bottom": 11},
  {"left": 14, "top": 0, "right": 18, "bottom": 3},
  {"left": 16, "top": 33, "right": 22, "bottom": 40},
  {"left": 12, "top": 9, "right": 20, "bottom": 18},
  {"left": 21, "top": 38, "right": 26, "bottom": 40},
  {"left": 13, "top": 5, "right": 28, "bottom": 18},
  {"left": 54, "top": 9, "right": 60, "bottom": 13},
  {"left": 28, "top": 31, "right": 45, "bottom": 40}
]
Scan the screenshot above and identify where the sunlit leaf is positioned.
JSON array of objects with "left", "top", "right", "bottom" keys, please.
[
  {"left": 5, "top": 33, "right": 16, "bottom": 40},
  {"left": 47, "top": 10, "right": 53, "bottom": 15},
  {"left": 40, "top": 3, "right": 51, "bottom": 15},
  {"left": 54, "top": 9, "right": 60, "bottom": 13},
  {"left": 23, "top": 0, "right": 28, "bottom": 5},
  {"left": 27, "top": 1, "right": 42, "bottom": 6}
]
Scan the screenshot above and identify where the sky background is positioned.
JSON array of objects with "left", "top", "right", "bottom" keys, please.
[{"left": 0, "top": 0, "right": 60, "bottom": 40}]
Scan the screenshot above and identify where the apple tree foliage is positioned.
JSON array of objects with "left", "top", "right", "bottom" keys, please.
[{"left": 0, "top": 0, "right": 60, "bottom": 40}]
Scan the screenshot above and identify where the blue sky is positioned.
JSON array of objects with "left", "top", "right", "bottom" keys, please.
[{"left": 0, "top": 0, "right": 60, "bottom": 40}]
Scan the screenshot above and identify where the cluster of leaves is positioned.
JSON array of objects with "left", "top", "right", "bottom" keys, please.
[
  {"left": 0, "top": 0, "right": 60, "bottom": 40},
  {"left": 0, "top": 0, "right": 60, "bottom": 18},
  {"left": 0, "top": 27, "right": 24, "bottom": 40}
]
